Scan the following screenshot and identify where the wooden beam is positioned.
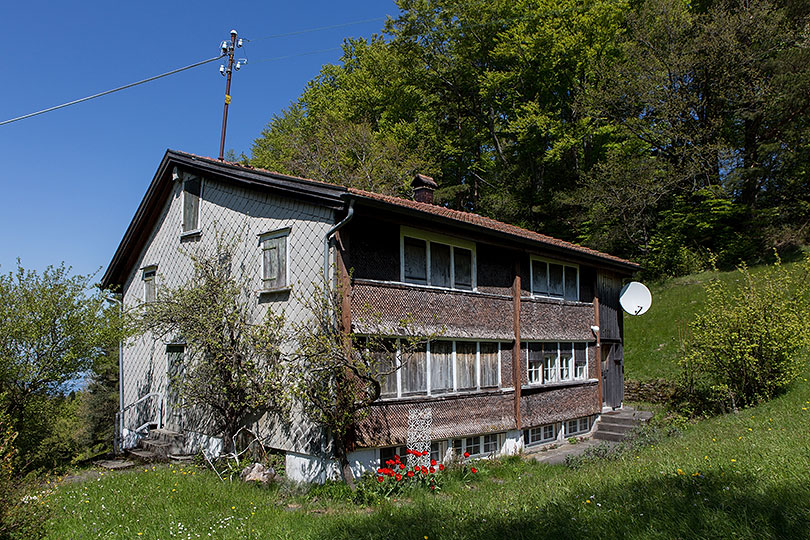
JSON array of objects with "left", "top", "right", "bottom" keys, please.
[
  {"left": 512, "top": 260, "right": 522, "bottom": 430},
  {"left": 594, "top": 294, "right": 603, "bottom": 409}
]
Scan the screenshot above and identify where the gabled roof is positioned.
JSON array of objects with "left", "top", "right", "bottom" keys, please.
[{"left": 103, "top": 150, "right": 638, "bottom": 289}]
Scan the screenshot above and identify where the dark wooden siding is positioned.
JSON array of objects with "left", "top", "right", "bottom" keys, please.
[
  {"left": 477, "top": 244, "right": 517, "bottom": 296},
  {"left": 597, "top": 272, "right": 623, "bottom": 341},
  {"left": 344, "top": 217, "right": 400, "bottom": 281},
  {"left": 520, "top": 381, "right": 601, "bottom": 427}
]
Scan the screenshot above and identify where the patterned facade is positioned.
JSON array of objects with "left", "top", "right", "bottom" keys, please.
[{"left": 104, "top": 150, "right": 638, "bottom": 481}]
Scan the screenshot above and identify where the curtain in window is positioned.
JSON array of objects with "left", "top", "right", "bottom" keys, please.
[
  {"left": 401, "top": 343, "right": 427, "bottom": 394},
  {"left": 480, "top": 342, "right": 498, "bottom": 387},
  {"left": 456, "top": 342, "right": 476, "bottom": 389},
  {"left": 430, "top": 341, "right": 453, "bottom": 393}
]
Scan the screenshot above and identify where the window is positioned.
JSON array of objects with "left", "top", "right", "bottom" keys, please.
[
  {"left": 530, "top": 258, "right": 578, "bottom": 301},
  {"left": 374, "top": 339, "right": 502, "bottom": 398},
  {"left": 401, "top": 228, "right": 475, "bottom": 290},
  {"left": 401, "top": 343, "right": 427, "bottom": 395},
  {"left": 480, "top": 343, "right": 499, "bottom": 387},
  {"left": 527, "top": 344, "right": 543, "bottom": 384},
  {"left": 523, "top": 423, "right": 558, "bottom": 446},
  {"left": 142, "top": 266, "right": 157, "bottom": 303},
  {"left": 379, "top": 446, "right": 408, "bottom": 468},
  {"left": 525, "top": 342, "right": 587, "bottom": 385},
  {"left": 430, "top": 341, "right": 453, "bottom": 394},
  {"left": 565, "top": 416, "right": 592, "bottom": 436},
  {"left": 259, "top": 228, "right": 289, "bottom": 291},
  {"left": 182, "top": 175, "right": 202, "bottom": 233},
  {"left": 452, "top": 433, "right": 503, "bottom": 458}
]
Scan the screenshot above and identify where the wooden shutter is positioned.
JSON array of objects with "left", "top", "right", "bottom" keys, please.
[
  {"left": 456, "top": 342, "right": 476, "bottom": 389},
  {"left": 262, "top": 234, "right": 287, "bottom": 289},
  {"left": 480, "top": 342, "right": 499, "bottom": 387},
  {"left": 182, "top": 176, "right": 201, "bottom": 232},
  {"left": 430, "top": 341, "right": 453, "bottom": 393}
]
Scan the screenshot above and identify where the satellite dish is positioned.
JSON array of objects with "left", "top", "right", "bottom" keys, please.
[{"left": 619, "top": 281, "right": 652, "bottom": 316}]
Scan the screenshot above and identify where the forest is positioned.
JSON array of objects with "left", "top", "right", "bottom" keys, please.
[{"left": 249, "top": 0, "right": 810, "bottom": 278}]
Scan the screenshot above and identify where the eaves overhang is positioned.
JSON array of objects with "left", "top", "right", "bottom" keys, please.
[{"left": 345, "top": 191, "right": 640, "bottom": 275}]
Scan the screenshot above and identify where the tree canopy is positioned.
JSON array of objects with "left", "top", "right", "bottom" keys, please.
[{"left": 250, "top": 0, "right": 810, "bottom": 278}]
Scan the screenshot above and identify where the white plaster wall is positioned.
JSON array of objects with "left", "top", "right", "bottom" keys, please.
[{"left": 120, "top": 171, "right": 334, "bottom": 454}]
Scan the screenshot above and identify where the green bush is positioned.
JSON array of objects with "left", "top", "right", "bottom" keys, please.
[
  {"left": 0, "top": 412, "right": 46, "bottom": 540},
  {"left": 678, "top": 255, "right": 810, "bottom": 413}
]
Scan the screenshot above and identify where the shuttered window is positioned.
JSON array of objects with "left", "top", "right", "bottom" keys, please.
[
  {"left": 401, "top": 343, "right": 427, "bottom": 395},
  {"left": 456, "top": 342, "right": 477, "bottom": 390},
  {"left": 530, "top": 258, "right": 579, "bottom": 301},
  {"left": 182, "top": 176, "right": 202, "bottom": 233},
  {"left": 373, "top": 339, "right": 502, "bottom": 399},
  {"left": 480, "top": 342, "right": 499, "bottom": 387},
  {"left": 142, "top": 266, "right": 157, "bottom": 303},
  {"left": 430, "top": 341, "right": 453, "bottom": 393},
  {"left": 401, "top": 229, "right": 475, "bottom": 290},
  {"left": 260, "top": 229, "right": 289, "bottom": 290}
]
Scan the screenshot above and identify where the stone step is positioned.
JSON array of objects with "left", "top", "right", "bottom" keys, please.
[
  {"left": 598, "top": 415, "right": 642, "bottom": 427},
  {"left": 142, "top": 439, "right": 185, "bottom": 458},
  {"left": 168, "top": 454, "right": 195, "bottom": 464},
  {"left": 598, "top": 417, "right": 640, "bottom": 430},
  {"left": 592, "top": 430, "right": 628, "bottom": 442},
  {"left": 146, "top": 428, "right": 184, "bottom": 444},
  {"left": 128, "top": 449, "right": 160, "bottom": 462},
  {"left": 596, "top": 422, "right": 638, "bottom": 433}
]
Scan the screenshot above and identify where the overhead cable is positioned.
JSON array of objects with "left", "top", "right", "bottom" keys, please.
[{"left": 0, "top": 54, "right": 225, "bottom": 127}]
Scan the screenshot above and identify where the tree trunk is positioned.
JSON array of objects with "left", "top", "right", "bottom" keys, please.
[{"left": 334, "top": 436, "right": 356, "bottom": 490}]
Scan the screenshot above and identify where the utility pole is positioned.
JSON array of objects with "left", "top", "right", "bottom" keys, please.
[{"left": 218, "top": 29, "right": 244, "bottom": 161}]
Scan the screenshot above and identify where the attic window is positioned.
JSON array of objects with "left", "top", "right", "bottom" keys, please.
[
  {"left": 142, "top": 266, "right": 157, "bottom": 303},
  {"left": 400, "top": 227, "right": 475, "bottom": 290},
  {"left": 182, "top": 175, "right": 202, "bottom": 233},
  {"left": 530, "top": 258, "right": 578, "bottom": 301}
]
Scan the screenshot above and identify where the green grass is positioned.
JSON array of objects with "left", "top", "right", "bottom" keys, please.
[
  {"left": 39, "top": 261, "right": 810, "bottom": 539},
  {"left": 42, "top": 368, "right": 810, "bottom": 539}
]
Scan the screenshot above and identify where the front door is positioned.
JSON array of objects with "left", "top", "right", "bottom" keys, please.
[{"left": 601, "top": 342, "right": 624, "bottom": 409}]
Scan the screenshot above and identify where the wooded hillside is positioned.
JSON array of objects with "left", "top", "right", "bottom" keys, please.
[{"left": 249, "top": 0, "right": 810, "bottom": 278}]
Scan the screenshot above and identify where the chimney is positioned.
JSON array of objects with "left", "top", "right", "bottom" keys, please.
[{"left": 412, "top": 173, "right": 437, "bottom": 204}]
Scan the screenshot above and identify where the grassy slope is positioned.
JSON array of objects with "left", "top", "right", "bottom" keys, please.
[
  {"left": 43, "top": 263, "right": 810, "bottom": 539},
  {"left": 624, "top": 256, "right": 806, "bottom": 381}
]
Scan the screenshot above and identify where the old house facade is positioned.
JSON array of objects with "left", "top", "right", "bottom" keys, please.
[{"left": 102, "top": 150, "right": 638, "bottom": 482}]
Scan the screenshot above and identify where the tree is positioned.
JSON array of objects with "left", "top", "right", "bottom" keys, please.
[
  {"left": 0, "top": 262, "right": 118, "bottom": 469},
  {"left": 134, "top": 237, "right": 288, "bottom": 451},
  {"left": 293, "top": 278, "right": 437, "bottom": 488}
]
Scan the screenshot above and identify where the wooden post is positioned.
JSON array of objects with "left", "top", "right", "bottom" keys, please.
[
  {"left": 594, "top": 294, "right": 603, "bottom": 409},
  {"left": 512, "top": 261, "right": 522, "bottom": 430}
]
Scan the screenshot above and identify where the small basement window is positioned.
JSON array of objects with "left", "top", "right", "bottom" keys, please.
[{"left": 523, "top": 423, "right": 557, "bottom": 446}]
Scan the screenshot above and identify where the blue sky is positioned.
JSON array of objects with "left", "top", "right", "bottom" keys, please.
[{"left": 0, "top": 0, "right": 396, "bottom": 279}]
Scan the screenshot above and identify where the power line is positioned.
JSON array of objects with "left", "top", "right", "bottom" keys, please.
[
  {"left": 249, "top": 47, "right": 344, "bottom": 65},
  {"left": 245, "top": 16, "right": 388, "bottom": 42},
  {"left": 0, "top": 54, "right": 224, "bottom": 127}
]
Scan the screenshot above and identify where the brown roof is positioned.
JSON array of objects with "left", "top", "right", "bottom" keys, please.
[{"left": 347, "top": 187, "right": 639, "bottom": 269}]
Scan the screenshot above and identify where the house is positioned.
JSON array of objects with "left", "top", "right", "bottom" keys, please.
[{"left": 102, "top": 149, "right": 639, "bottom": 482}]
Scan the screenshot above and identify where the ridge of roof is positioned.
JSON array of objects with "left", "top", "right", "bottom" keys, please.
[{"left": 347, "top": 187, "right": 639, "bottom": 269}]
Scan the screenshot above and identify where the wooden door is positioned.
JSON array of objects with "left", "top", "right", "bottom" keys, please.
[{"left": 601, "top": 342, "right": 624, "bottom": 409}]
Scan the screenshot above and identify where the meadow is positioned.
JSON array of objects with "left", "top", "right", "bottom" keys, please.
[{"left": 40, "top": 262, "right": 810, "bottom": 539}]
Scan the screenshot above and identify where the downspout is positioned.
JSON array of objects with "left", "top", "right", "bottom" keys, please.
[{"left": 323, "top": 198, "right": 355, "bottom": 286}]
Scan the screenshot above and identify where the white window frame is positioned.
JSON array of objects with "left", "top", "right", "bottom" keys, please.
[
  {"left": 181, "top": 175, "right": 204, "bottom": 236},
  {"left": 529, "top": 257, "right": 579, "bottom": 301},
  {"left": 451, "top": 432, "right": 505, "bottom": 458},
  {"left": 400, "top": 226, "right": 477, "bottom": 291},
  {"left": 525, "top": 342, "right": 587, "bottom": 386},
  {"left": 565, "top": 416, "right": 593, "bottom": 437},
  {"left": 375, "top": 339, "right": 503, "bottom": 399},
  {"left": 258, "top": 227, "right": 291, "bottom": 292},
  {"left": 142, "top": 265, "right": 157, "bottom": 303},
  {"left": 523, "top": 423, "right": 558, "bottom": 446}
]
